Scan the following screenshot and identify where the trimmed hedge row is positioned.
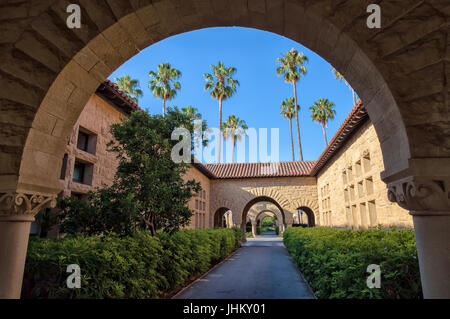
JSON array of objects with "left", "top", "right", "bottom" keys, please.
[
  {"left": 283, "top": 227, "right": 421, "bottom": 299},
  {"left": 22, "top": 227, "right": 241, "bottom": 299}
]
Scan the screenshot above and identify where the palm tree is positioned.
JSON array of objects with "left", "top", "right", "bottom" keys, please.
[
  {"left": 309, "top": 98, "right": 336, "bottom": 147},
  {"left": 280, "top": 97, "right": 298, "bottom": 161},
  {"left": 148, "top": 63, "right": 181, "bottom": 116},
  {"left": 331, "top": 67, "right": 357, "bottom": 107},
  {"left": 276, "top": 48, "right": 308, "bottom": 161},
  {"left": 204, "top": 62, "right": 239, "bottom": 163},
  {"left": 181, "top": 105, "right": 202, "bottom": 124},
  {"left": 113, "top": 75, "right": 143, "bottom": 103},
  {"left": 222, "top": 115, "right": 247, "bottom": 163}
]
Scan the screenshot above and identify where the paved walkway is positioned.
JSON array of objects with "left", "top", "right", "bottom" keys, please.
[{"left": 173, "top": 232, "right": 315, "bottom": 299}]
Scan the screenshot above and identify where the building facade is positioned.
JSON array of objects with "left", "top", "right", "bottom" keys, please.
[{"left": 33, "top": 82, "right": 412, "bottom": 237}]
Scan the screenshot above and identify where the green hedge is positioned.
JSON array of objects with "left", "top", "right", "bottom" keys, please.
[
  {"left": 22, "top": 227, "right": 241, "bottom": 299},
  {"left": 283, "top": 227, "right": 421, "bottom": 299}
]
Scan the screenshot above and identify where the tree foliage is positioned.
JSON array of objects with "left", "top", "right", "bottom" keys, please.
[
  {"left": 113, "top": 75, "right": 143, "bottom": 103},
  {"left": 276, "top": 48, "right": 308, "bottom": 161},
  {"left": 309, "top": 98, "right": 336, "bottom": 146},
  {"left": 59, "top": 109, "right": 202, "bottom": 237},
  {"left": 148, "top": 63, "right": 181, "bottom": 116}
]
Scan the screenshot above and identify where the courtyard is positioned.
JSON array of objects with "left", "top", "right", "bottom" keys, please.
[{"left": 0, "top": 0, "right": 449, "bottom": 300}]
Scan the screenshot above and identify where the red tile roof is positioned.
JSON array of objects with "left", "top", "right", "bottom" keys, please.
[
  {"left": 96, "top": 80, "right": 143, "bottom": 115},
  {"left": 193, "top": 161, "right": 316, "bottom": 179}
]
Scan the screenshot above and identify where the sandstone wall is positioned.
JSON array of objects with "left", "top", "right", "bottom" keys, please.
[
  {"left": 210, "top": 176, "right": 318, "bottom": 227},
  {"left": 60, "top": 94, "right": 125, "bottom": 197},
  {"left": 317, "top": 121, "right": 412, "bottom": 229},
  {"left": 183, "top": 166, "right": 211, "bottom": 229}
]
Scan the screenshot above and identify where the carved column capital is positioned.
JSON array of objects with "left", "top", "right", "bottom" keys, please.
[
  {"left": 0, "top": 191, "right": 57, "bottom": 221},
  {"left": 387, "top": 176, "right": 450, "bottom": 214}
]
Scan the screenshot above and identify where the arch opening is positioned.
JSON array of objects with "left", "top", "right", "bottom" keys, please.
[
  {"left": 213, "top": 207, "right": 233, "bottom": 228},
  {"left": 293, "top": 206, "right": 316, "bottom": 228},
  {"left": 241, "top": 196, "right": 286, "bottom": 242}
]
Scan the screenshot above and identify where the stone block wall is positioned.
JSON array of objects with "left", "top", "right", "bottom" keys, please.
[
  {"left": 183, "top": 166, "right": 211, "bottom": 229},
  {"left": 317, "top": 121, "right": 412, "bottom": 229},
  {"left": 60, "top": 94, "right": 125, "bottom": 197}
]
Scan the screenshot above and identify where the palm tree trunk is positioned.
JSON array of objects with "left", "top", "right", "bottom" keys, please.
[
  {"left": 293, "top": 82, "right": 303, "bottom": 161},
  {"left": 232, "top": 137, "right": 236, "bottom": 163},
  {"left": 322, "top": 123, "right": 328, "bottom": 146},
  {"left": 217, "top": 98, "right": 223, "bottom": 163},
  {"left": 163, "top": 96, "right": 166, "bottom": 117},
  {"left": 352, "top": 89, "right": 356, "bottom": 107},
  {"left": 289, "top": 117, "right": 294, "bottom": 161}
]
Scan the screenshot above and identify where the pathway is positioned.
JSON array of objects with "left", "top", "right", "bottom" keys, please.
[{"left": 173, "top": 231, "right": 315, "bottom": 299}]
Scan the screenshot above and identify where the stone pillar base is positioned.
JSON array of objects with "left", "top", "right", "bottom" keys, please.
[
  {"left": 412, "top": 212, "right": 450, "bottom": 299},
  {"left": 0, "top": 216, "right": 33, "bottom": 299},
  {"left": 0, "top": 191, "right": 57, "bottom": 298}
]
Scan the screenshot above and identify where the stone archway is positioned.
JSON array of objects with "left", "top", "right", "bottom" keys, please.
[
  {"left": 247, "top": 202, "right": 285, "bottom": 237},
  {"left": 0, "top": 1, "right": 449, "bottom": 298},
  {"left": 295, "top": 206, "right": 316, "bottom": 227},
  {"left": 241, "top": 196, "right": 287, "bottom": 242},
  {"left": 213, "top": 207, "right": 233, "bottom": 228}
]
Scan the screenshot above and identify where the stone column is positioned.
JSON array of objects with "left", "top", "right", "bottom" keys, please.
[
  {"left": 251, "top": 221, "right": 256, "bottom": 238},
  {"left": 387, "top": 175, "right": 450, "bottom": 298},
  {"left": 0, "top": 191, "right": 57, "bottom": 299}
]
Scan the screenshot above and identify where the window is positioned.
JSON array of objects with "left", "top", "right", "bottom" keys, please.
[
  {"left": 358, "top": 181, "right": 364, "bottom": 198},
  {"left": 351, "top": 205, "right": 358, "bottom": 229},
  {"left": 347, "top": 165, "right": 353, "bottom": 181},
  {"left": 360, "top": 203, "right": 368, "bottom": 229},
  {"left": 73, "top": 159, "right": 94, "bottom": 185},
  {"left": 73, "top": 162, "right": 85, "bottom": 184},
  {"left": 366, "top": 177, "right": 374, "bottom": 195},
  {"left": 346, "top": 206, "right": 352, "bottom": 228},
  {"left": 77, "top": 127, "right": 97, "bottom": 155},
  {"left": 355, "top": 160, "right": 362, "bottom": 177},
  {"left": 349, "top": 185, "right": 355, "bottom": 201},
  {"left": 363, "top": 151, "right": 371, "bottom": 173},
  {"left": 368, "top": 201, "right": 377, "bottom": 226},
  {"left": 60, "top": 154, "right": 68, "bottom": 180}
]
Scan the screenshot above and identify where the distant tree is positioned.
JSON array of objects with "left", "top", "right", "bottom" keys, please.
[
  {"left": 204, "top": 62, "right": 239, "bottom": 163},
  {"left": 309, "top": 98, "right": 336, "bottom": 147},
  {"left": 148, "top": 63, "right": 181, "bottom": 116},
  {"left": 276, "top": 48, "right": 308, "bottom": 161},
  {"left": 222, "top": 115, "right": 247, "bottom": 163},
  {"left": 280, "top": 97, "right": 298, "bottom": 161},
  {"left": 113, "top": 75, "right": 143, "bottom": 103},
  {"left": 331, "top": 67, "right": 358, "bottom": 107}
]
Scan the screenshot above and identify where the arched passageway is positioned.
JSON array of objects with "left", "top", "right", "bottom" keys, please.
[
  {"left": 241, "top": 196, "right": 287, "bottom": 242},
  {"left": 0, "top": 1, "right": 449, "bottom": 298},
  {"left": 293, "top": 207, "right": 315, "bottom": 227},
  {"left": 213, "top": 207, "right": 233, "bottom": 228}
]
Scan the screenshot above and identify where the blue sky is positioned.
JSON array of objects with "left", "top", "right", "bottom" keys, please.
[{"left": 109, "top": 27, "right": 356, "bottom": 163}]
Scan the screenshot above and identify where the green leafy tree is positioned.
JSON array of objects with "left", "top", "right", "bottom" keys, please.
[
  {"left": 222, "top": 115, "right": 247, "bottom": 163},
  {"left": 58, "top": 185, "right": 140, "bottom": 236},
  {"left": 331, "top": 67, "right": 358, "bottom": 107},
  {"left": 309, "top": 98, "right": 336, "bottom": 147},
  {"left": 59, "top": 109, "right": 202, "bottom": 237},
  {"left": 276, "top": 48, "right": 308, "bottom": 161},
  {"left": 204, "top": 62, "right": 239, "bottom": 163},
  {"left": 280, "top": 97, "right": 298, "bottom": 161},
  {"left": 108, "top": 110, "right": 201, "bottom": 236},
  {"left": 148, "top": 63, "right": 181, "bottom": 116},
  {"left": 113, "top": 75, "right": 143, "bottom": 103}
]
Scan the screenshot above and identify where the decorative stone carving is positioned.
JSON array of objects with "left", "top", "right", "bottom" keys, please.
[
  {"left": 0, "top": 191, "right": 57, "bottom": 219},
  {"left": 387, "top": 177, "right": 450, "bottom": 213}
]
